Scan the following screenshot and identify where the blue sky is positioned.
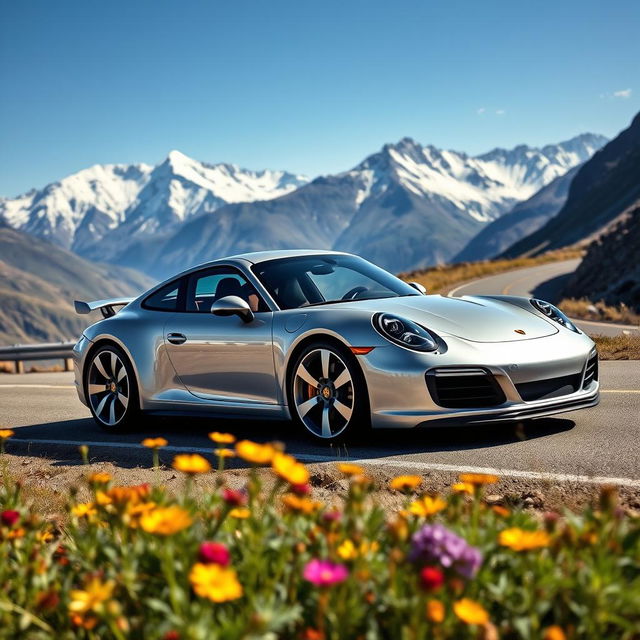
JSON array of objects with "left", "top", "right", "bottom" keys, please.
[{"left": 1, "top": 0, "right": 639, "bottom": 196}]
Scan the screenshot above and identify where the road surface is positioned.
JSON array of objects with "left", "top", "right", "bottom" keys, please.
[
  {"left": 449, "top": 259, "right": 640, "bottom": 338},
  {"left": 1, "top": 368, "right": 639, "bottom": 487}
]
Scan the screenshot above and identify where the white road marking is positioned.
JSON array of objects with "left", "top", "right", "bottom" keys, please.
[
  {"left": 0, "top": 384, "right": 76, "bottom": 389},
  {"left": 8, "top": 437, "right": 640, "bottom": 488}
]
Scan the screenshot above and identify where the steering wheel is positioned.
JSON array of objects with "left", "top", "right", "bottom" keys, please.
[{"left": 341, "top": 285, "right": 369, "bottom": 301}]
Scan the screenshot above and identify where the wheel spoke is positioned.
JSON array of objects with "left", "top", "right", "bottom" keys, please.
[
  {"left": 117, "top": 366, "right": 127, "bottom": 382},
  {"left": 117, "top": 392, "right": 128, "bottom": 409},
  {"left": 320, "top": 350, "right": 330, "bottom": 379},
  {"left": 321, "top": 405, "right": 331, "bottom": 437},
  {"left": 108, "top": 396, "right": 116, "bottom": 425},
  {"left": 333, "top": 399, "right": 352, "bottom": 421},
  {"left": 88, "top": 383, "right": 106, "bottom": 396},
  {"left": 333, "top": 367, "right": 351, "bottom": 389},
  {"left": 110, "top": 352, "right": 118, "bottom": 379},
  {"left": 296, "top": 364, "right": 318, "bottom": 387},
  {"left": 95, "top": 394, "right": 110, "bottom": 417},
  {"left": 297, "top": 396, "right": 319, "bottom": 417},
  {"left": 93, "top": 355, "right": 109, "bottom": 380}
]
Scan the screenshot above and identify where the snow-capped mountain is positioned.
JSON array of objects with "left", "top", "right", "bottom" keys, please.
[
  {"left": 108, "top": 133, "right": 607, "bottom": 277},
  {"left": 0, "top": 151, "right": 309, "bottom": 255}
]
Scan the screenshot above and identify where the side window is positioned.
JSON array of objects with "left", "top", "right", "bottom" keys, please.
[
  {"left": 186, "top": 268, "right": 268, "bottom": 313},
  {"left": 143, "top": 280, "right": 182, "bottom": 311}
]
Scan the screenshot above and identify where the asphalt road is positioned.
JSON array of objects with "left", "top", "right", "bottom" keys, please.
[
  {"left": 1, "top": 367, "right": 639, "bottom": 486},
  {"left": 449, "top": 259, "right": 640, "bottom": 337}
]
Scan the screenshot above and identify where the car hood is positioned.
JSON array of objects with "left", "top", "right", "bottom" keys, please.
[{"left": 326, "top": 294, "right": 559, "bottom": 342}]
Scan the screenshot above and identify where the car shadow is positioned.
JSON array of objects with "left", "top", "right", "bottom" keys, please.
[{"left": 9, "top": 414, "right": 576, "bottom": 470}]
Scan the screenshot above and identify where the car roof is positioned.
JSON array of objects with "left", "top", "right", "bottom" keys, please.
[{"left": 222, "top": 249, "right": 350, "bottom": 265}]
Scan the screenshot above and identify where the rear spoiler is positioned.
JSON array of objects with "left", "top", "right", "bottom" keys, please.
[{"left": 74, "top": 297, "right": 135, "bottom": 318}]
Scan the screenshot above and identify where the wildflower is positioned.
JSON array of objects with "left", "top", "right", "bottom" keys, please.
[
  {"left": 87, "top": 471, "right": 112, "bottom": 485},
  {"left": 282, "top": 494, "right": 322, "bottom": 514},
  {"left": 322, "top": 509, "right": 342, "bottom": 524},
  {"left": 35, "top": 590, "right": 60, "bottom": 612},
  {"left": 7, "top": 528, "right": 25, "bottom": 539},
  {"left": 222, "top": 487, "right": 247, "bottom": 506},
  {"left": 410, "top": 523, "right": 482, "bottom": 579},
  {"left": 426, "top": 599, "right": 445, "bottom": 623},
  {"left": 140, "top": 506, "right": 192, "bottom": 535},
  {"left": 209, "top": 431, "right": 236, "bottom": 444},
  {"left": 235, "top": 440, "right": 275, "bottom": 464},
  {"left": 458, "top": 473, "right": 498, "bottom": 486},
  {"left": 452, "top": 482, "right": 475, "bottom": 495},
  {"left": 491, "top": 505, "right": 510, "bottom": 518},
  {"left": 72, "top": 503, "right": 97, "bottom": 518},
  {"left": 98, "top": 484, "right": 151, "bottom": 507},
  {"left": 173, "top": 454, "right": 211, "bottom": 474},
  {"left": 189, "top": 563, "right": 243, "bottom": 602},
  {"left": 37, "top": 530, "right": 55, "bottom": 543},
  {"left": 291, "top": 482, "right": 312, "bottom": 495},
  {"left": 1, "top": 510, "right": 20, "bottom": 527},
  {"left": 420, "top": 566, "right": 445, "bottom": 591},
  {"left": 337, "top": 462, "right": 365, "bottom": 476},
  {"left": 454, "top": 598, "right": 489, "bottom": 625},
  {"left": 0, "top": 429, "right": 15, "bottom": 439},
  {"left": 409, "top": 495, "right": 447, "bottom": 517},
  {"left": 389, "top": 475, "right": 422, "bottom": 492},
  {"left": 302, "top": 629, "right": 324, "bottom": 640},
  {"left": 141, "top": 437, "right": 168, "bottom": 448},
  {"left": 498, "top": 527, "right": 551, "bottom": 551},
  {"left": 303, "top": 559, "right": 349, "bottom": 586},
  {"left": 69, "top": 577, "right": 116, "bottom": 615},
  {"left": 229, "top": 508, "right": 250, "bottom": 519},
  {"left": 198, "top": 542, "right": 231, "bottom": 566},
  {"left": 214, "top": 448, "right": 235, "bottom": 458},
  {"left": 543, "top": 626, "right": 567, "bottom": 640},
  {"left": 163, "top": 632, "right": 181, "bottom": 640},
  {"left": 273, "top": 452, "right": 310, "bottom": 485}
]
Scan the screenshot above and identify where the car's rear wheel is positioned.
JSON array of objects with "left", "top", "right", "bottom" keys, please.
[
  {"left": 289, "top": 341, "right": 370, "bottom": 442},
  {"left": 85, "top": 344, "right": 140, "bottom": 431}
]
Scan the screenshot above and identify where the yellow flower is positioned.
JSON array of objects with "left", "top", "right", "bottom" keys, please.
[
  {"left": 141, "top": 437, "right": 168, "bottom": 448},
  {"left": 229, "top": 508, "right": 250, "bottom": 519},
  {"left": 458, "top": 473, "right": 498, "bottom": 486},
  {"left": 499, "top": 527, "right": 551, "bottom": 551},
  {"left": 214, "top": 448, "right": 235, "bottom": 458},
  {"left": 37, "top": 530, "right": 55, "bottom": 543},
  {"left": 0, "top": 429, "right": 15, "bottom": 439},
  {"left": 235, "top": 440, "right": 275, "bottom": 464},
  {"left": 172, "top": 454, "right": 211, "bottom": 474},
  {"left": 140, "top": 506, "right": 192, "bottom": 535},
  {"left": 209, "top": 431, "right": 236, "bottom": 444},
  {"left": 125, "top": 501, "right": 157, "bottom": 526},
  {"left": 543, "top": 626, "right": 567, "bottom": 640},
  {"left": 337, "top": 462, "right": 365, "bottom": 476},
  {"left": 189, "top": 562, "right": 243, "bottom": 602},
  {"left": 426, "top": 599, "right": 445, "bottom": 623},
  {"left": 409, "top": 495, "right": 446, "bottom": 517},
  {"left": 452, "top": 482, "right": 475, "bottom": 495},
  {"left": 72, "top": 503, "right": 98, "bottom": 518},
  {"left": 69, "top": 578, "right": 115, "bottom": 615},
  {"left": 282, "top": 494, "right": 322, "bottom": 514},
  {"left": 272, "top": 452, "right": 310, "bottom": 485},
  {"left": 97, "top": 484, "right": 151, "bottom": 507},
  {"left": 337, "top": 539, "right": 379, "bottom": 560},
  {"left": 453, "top": 598, "right": 489, "bottom": 625},
  {"left": 389, "top": 475, "right": 422, "bottom": 491},
  {"left": 87, "top": 471, "right": 112, "bottom": 485}
]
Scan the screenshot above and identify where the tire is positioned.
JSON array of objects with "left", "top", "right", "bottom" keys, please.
[
  {"left": 288, "top": 340, "right": 370, "bottom": 443},
  {"left": 84, "top": 344, "right": 141, "bottom": 432}
]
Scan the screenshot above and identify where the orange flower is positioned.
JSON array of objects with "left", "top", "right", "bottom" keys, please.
[
  {"left": 491, "top": 505, "right": 510, "bottom": 517},
  {"left": 499, "top": 527, "right": 550, "bottom": 551},
  {"left": 0, "top": 429, "right": 15, "bottom": 439},
  {"left": 141, "top": 437, "right": 168, "bottom": 448},
  {"left": 453, "top": 598, "right": 489, "bottom": 625},
  {"left": 389, "top": 475, "right": 422, "bottom": 491},
  {"left": 87, "top": 471, "right": 112, "bottom": 485},
  {"left": 409, "top": 496, "right": 446, "bottom": 517},
  {"left": 172, "top": 454, "right": 211, "bottom": 474},
  {"left": 272, "top": 452, "right": 310, "bottom": 485},
  {"left": 37, "top": 530, "right": 55, "bottom": 543},
  {"left": 543, "top": 626, "right": 567, "bottom": 640},
  {"left": 452, "top": 482, "right": 475, "bottom": 495},
  {"left": 214, "top": 448, "right": 235, "bottom": 458},
  {"left": 140, "top": 506, "right": 192, "bottom": 535},
  {"left": 426, "top": 599, "right": 445, "bottom": 623},
  {"left": 98, "top": 484, "right": 151, "bottom": 506},
  {"left": 209, "top": 431, "right": 236, "bottom": 444},
  {"left": 282, "top": 494, "right": 323, "bottom": 514},
  {"left": 229, "top": 508, "right": 250, "bottom": 519},
  {"left": 337, "top": 462, "right": 365, "bottom": 476},
  {"left": 458, "top": 473, "right": 498, "bottom": 486},
  {"left": 235, "top": 440, "right": 275, "bottom": 464},
  {"left": 189, "top": 562, "right": 243, "bottom": 602}
]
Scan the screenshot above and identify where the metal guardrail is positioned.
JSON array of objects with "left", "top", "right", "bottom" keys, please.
[{"left": 0, "top": 341, "right": 75, "bottom": 374}]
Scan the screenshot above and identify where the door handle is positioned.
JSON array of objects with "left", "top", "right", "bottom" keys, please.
[{"left": 167, "top": 332, "right": 187, "bottom": 345}]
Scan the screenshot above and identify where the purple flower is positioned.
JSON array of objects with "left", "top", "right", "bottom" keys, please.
[{"left": 409, "top": 523, "right": 482, "bottom": 579}]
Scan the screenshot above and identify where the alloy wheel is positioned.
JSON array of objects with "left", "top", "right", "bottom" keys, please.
[{"left": 87, "top": 350, "right": 130, "bottom": 426}]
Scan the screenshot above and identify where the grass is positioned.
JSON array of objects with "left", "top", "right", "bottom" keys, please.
[
  {"left": 558, "top": 298, "right": 640, "bottom": 326},
  {"left": 592, "top": 334, "right": 640, "bottom": 360},
  {"left": 398, "top": 249, "right": 583, "bottom": 295}
]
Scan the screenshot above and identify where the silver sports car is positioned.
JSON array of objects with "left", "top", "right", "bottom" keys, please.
[{"left": 73, "top": 250, "right": 599, "bottom": 441}]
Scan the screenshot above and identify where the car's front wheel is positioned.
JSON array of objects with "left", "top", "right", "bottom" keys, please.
[
  {"left": 289, "top": 341, "right": 370, "bottom": 442},
  {"left": 85, "top": 344, "right": 140, "bottom": 431}
]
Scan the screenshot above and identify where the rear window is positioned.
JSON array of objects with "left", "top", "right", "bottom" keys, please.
[{"left": 143, "top": 280, "right": 181, "bottom": 311}]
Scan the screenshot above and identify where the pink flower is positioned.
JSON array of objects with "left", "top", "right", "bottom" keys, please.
[
  {"left": 1, "top": 510, "right": 20, "bottom": 528},
  {"left": 291, "top": 483, "right": 311, "bottom": 496},
  {"left": 222, "top": 488, "right": 247, "bottom": 507},
  {"left": 303, "top": 559, "right": 348, "bottom": 586},
  {"left": 198, "top": 542, "right": 231, "bottom": 566},
  {"left": 322, "top": 509, "right": 342, "bottom": 523}
]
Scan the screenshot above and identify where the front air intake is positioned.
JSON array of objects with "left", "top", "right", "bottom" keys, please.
[
  {"left": 583, "top": 352, "right": 598, "bottom": 388},
  {"left": 426, "top": 368, "right": 506, "bottom": 409}
]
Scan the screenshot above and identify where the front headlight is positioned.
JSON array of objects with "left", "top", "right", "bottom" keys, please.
[
  {"left": 530, "top": 298, "right": 580, "bottom": 333},
  {"left": 373, "top": 313, "right": 439, "bottom": 351}
]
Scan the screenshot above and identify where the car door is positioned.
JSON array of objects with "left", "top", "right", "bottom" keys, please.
[{"left": 163, "top": 265, "right": 278, "bottom": 405}]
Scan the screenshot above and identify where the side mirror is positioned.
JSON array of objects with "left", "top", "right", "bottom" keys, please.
[
  {"left": 408, "top": 281, "right": 427, "bottom": 295},
  {"left": 210, "top": 295, "right": 254, "bottom": 323}
]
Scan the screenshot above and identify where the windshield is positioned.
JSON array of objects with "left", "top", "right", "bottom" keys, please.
[{"left": 252, "top": 254, "right": 420, "bottom": 310}]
